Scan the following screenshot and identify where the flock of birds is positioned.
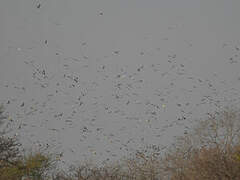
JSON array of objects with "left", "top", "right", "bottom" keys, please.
[
  {"left": 0, "top": 1, "right": 240, "bottom": 167},
  {"left": 1, "top": 40, "right": 239, "bottom": 167}
]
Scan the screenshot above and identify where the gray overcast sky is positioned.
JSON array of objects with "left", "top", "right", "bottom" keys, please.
[{"left": 1, "top": 0, "right": 240, "bottom": 167}]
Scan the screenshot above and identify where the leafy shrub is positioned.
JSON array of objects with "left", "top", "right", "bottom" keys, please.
[
  {"left": 0, "top": 149, "right": 54, "bottom": 180},
  {"left": 162, "top": 106, "right": 240, "bottom": 180}
]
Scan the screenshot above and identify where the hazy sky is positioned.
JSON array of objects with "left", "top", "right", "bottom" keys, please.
[{"left": 1, "top": 0, "right": 240, "bottom": 167}]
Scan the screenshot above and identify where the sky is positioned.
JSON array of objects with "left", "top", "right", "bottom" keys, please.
[{"left": 1, "top": 0, "right": 240, "bottom": 167}]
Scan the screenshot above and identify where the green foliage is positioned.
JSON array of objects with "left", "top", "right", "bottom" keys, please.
[
  {"left": 0, "top": 152, "right": 54, "bottom": 180},
  {"left": 22, "top": 153, "right": 53, "bottom": 179}
]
